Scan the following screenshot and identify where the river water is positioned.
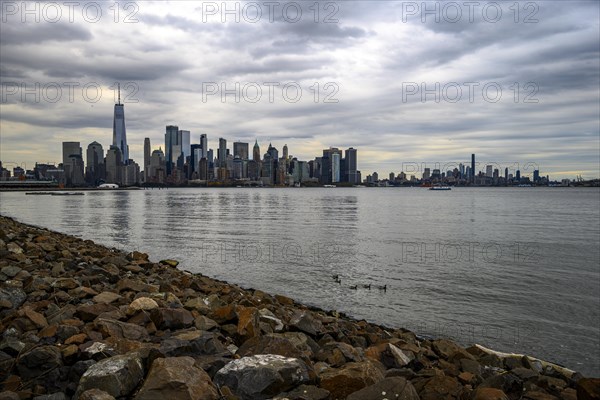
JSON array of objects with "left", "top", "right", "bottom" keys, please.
[{"left": 1, "top": 187, "right": 598, "bottom": 376}]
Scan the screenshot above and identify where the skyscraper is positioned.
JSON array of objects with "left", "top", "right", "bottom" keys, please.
[
  {"left": 143, "top": 138, "right": 151, "bottom": 181},
  {"left": 105, "top": 145, "right": 122, "bottom": 184},
  {"left": 85, "top": 141, "right": 104, "bottom": 185},
  {"left": 253, "top": 140, "right": 261, "bottom": 161},
  {"left": 179, "top": 130, "right": 191, "bottom": 162},
  {"left": 345, "top": 147, "right": 358, "bottom": 184},
  {"left": 112, "top": 85, "right": 128, "bottom": 163},
  {"left": 62, "top": 141, "right": 84, "bottom": 186},
  {"left": 471, "top": 154, "right": 475, "bottom": 183},
  {"left": 200, "top": 134, "right": 208, "bottom": 159},
  {"left": 233, "top": 142, "right": 249, "bottom": 160},
  {"left": 218, "top": 138, "right": 227, "bottom": 167},
  {"left": 331, "top": 152, "right": 340, "bottom": 183},
  {"left": 165, "top": 125, "right": 179, "bottom": 176}
]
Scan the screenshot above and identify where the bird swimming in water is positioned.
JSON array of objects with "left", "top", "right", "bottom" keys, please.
[
  {"left": 377, "top": 284, "right": 387, "bottom": 291},
  {"left": 362, "top": 284, "right": 371, "bottom": 289},
  {"left": 349, "top": 285, "right": 357, "bottom": 290},
  {"left": 332, "top": 274, "right": 340, "bottom": 280}
]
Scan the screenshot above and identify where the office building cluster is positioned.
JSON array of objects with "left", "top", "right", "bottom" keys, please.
[
  {"left": 144, "top": 127, "right": 361, "bottom": 187},
  {"left": 0, "top": 90, "right": 360, "bottom": 187}
]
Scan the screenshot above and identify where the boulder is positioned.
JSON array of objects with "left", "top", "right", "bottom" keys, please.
[
  {"left": 78, "top": 389, "right": 116, "bottom": 400},
  {"left": 347, "top": 377, "right": 420, "bottom": 400},
  {"left": 214, "top": 354, "right": 310, "bottom": 400},
  {"left": 418, "top": 375, "right": 462, "bottom": 400},
  {"left": 319, "top": 361, "right": 385, "bottom": 399},
  {"left": 474, "top": 387, "right": 510, "bottom": 400},
  {"left": 273, "top": 385, "right": 330, "bottom": 400},
  {"left": 128, "top": 297, "right": 159, "bottom": 314},
  {"left": 576, "top": 378, "right": 600, "bottom": 400},
  {"left": 92, "top": 292, "right": 122, "bottom": 305},
  {"left": 74, "top": 352, "right": 145, "bottom": 398},
  {"left": 289, "top": 310, "right": 322, "bottom": 336},
  {"left": 16, "top": 345, "right": 63, "bottom": 381},
  {"left": 150, "top": 308, "right": 194, "bottom": 330},
  {"left": 134, "top": 356, "right": 218, "bottom": 400},
  {"left": 95, "top": 318, "right": 150, "bottom": 341}
]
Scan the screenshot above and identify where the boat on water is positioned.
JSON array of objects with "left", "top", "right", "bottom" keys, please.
[
  {"left": 429, "top": 186, "right": 451, "bottom": 191},
  {"left": 26, "top": 192, "right": 84, "bottom": 196},
  {"left": 98, "top": 183, "right": 119, "bottom": 189},
  {"left": 323, "top": 184, "right": 337, "bottom": 188}
]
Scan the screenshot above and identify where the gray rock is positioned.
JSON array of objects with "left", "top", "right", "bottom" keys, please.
[
  {"left": 0, "top": 266, "right": 22, "bottom": 279},
  {"left": 33, "top": 393, "right": 67, "bottom": 400},
  {"left": 74, "top": 352, "right": 145, "bottom": 399},
  {"left": 17, "top": 345, "right": 63, "bottom": 380},
  {"left": 78, "top": 389, "right": 116, "bottom": 400},
  {"left": 0, "top": 285, "right": 27, "bottom": 310},
  {"left": 289, "top": 311, "right": 323, "bottom": 336},
  {"left": 347, "top": 377, "right": 419, "bottom": 400},
  {"left": 214, "top": 354, "right": 310, "bottom": 400},
  {"left": 134, "top": 356, "right": 219, "bottom": 400}
]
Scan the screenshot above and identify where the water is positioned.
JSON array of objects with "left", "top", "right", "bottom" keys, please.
[{"left": 1, "top": 187, "right": 599, "bottom": 376}]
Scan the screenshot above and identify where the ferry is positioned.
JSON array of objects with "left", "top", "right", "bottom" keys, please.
[
  {"left": 429, "top": 186, "right": 451, "bottom": 191},
  {"left": 323, "top": 184, "right": 337, "bottom": 188},
  {"left": 98, "top": 183, "right": 119, "bottom": 189}
]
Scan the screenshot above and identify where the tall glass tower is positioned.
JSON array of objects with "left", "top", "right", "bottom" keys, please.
[{"left": 112, "top": 84, "right": 128, "bottom": 163}]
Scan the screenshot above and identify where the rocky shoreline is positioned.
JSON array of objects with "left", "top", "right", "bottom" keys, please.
[{"left": 0, "top": 215, "right": 598, "bottom": 400}]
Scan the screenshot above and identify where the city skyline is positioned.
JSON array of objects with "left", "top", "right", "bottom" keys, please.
[{"left": 1, "top": 2, "right": 599, "bottom": 179}]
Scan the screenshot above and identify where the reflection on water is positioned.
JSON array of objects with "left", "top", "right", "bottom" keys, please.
[{"left": 0, "top": 187, "right": 598, "bottom": 376}]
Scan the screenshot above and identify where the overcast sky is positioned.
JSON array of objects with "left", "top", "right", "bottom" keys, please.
[{"left": 1, "top": 1, "right": 598, "bottom": 179}]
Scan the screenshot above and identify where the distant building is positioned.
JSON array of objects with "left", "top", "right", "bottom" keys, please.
[
  {"left": 253, "top": 140, "right": 261, "bottom": 161},
  {"left": 233, "top": 142, "right": 249, "bottom": 160},
  {"left": 62, "top": 141, "right": 84, "bottom": 186},
  {"left": 105, "top": 145, "right": 122, "bottom": 184},
  {"left": 86, "top": 141, "right": 105, "bottom": 186},
  {"left": 345, "top": 147, "right": 359, "bottom": 184},
  {"left": 144, "top": 138, "right": 151, "bottom": 181},
  {"left": 112, "top": 86, "right": 128, "bottom": 163}
]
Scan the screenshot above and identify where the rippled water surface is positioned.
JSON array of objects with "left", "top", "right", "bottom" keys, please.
[{"left": 1, "top": 187, "right": 599, "bottom": 375}]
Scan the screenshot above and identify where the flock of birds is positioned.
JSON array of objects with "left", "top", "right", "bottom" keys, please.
[{"left": 331, "top": 274, "right": 387, "bottom": 291}]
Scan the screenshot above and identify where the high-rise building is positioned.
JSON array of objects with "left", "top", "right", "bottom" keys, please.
[
  {"left": 190, "top": 144, "right": 203, "bottom": 176},
  {"left": 344, "top": 147, "right": 359, "bottom": 184},
  {"left": 85, "top": 141, "right": 104, "bottom": 185},
  {"left": 282, "top": 144, "right": 288, "bottom": 160},
  {"left": 148, "top": 147, "right": 165, "bottom": 183},
  {"left": 143, "top": 138, "right": 151, "bottom": 181},
  {"left": 165, "top": 125, "right": 180, "bottom": 176},
  {"left": 179, "top": 130, "right": 191, "bottom": 162},
  {"left": 471, "top": 154, "right": 475, "bottom": 183},
  {"left": 218, "top": 138, "right": 227, "bottom": 167},
  {"left": 423, "top": 168, "right": 431, "bottom": 180},
  {"left": 332, "top": 152, "right": 341, "bottom": 183},
  {"left": 105, "top": 145, "right": 122, "bottom": 184},
  {"left": 112, "top": 85, "right": 128, "bottom": 163},
  {"left": 533, "top": 170, "right": 540, "bottom": 182},
  {"left": 253, "top": 140, "right": 261, "bottom": 161},
  {"left": 200, "top": 134, "right": 208, "bottom": 159},
  {"left": 486, "top": 165, "right": 493, "bottom": 177},
  {"left": 62, "top": 141, "right": 84, "bottom": 186},
  {"left": 233, "top": 142, "right": 249, "bottom": 160}
]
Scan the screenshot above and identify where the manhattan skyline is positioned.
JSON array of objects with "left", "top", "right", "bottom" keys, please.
[{"left": 1, "top": 1, "right": 599, "bottom": 179}]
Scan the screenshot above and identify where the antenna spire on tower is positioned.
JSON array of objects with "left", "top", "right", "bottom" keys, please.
[{"left": 117, "top": 83, "right": 121, "bottom": 105}]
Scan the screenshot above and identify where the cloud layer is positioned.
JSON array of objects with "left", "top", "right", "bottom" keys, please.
[{"left": 1, "top": 1, "right": 598, "bottom": 179}]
